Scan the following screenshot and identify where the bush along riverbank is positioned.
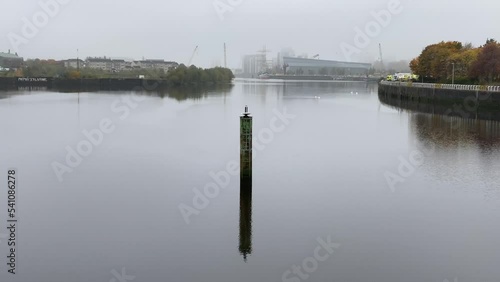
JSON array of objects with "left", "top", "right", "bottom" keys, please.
[{"left": 165, "top": 65, "right": 234, "bottom": 86}]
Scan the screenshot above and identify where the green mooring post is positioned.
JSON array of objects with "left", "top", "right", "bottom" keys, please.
[{"left": 240, "top": 106, "right": 252, "bottom": 179}]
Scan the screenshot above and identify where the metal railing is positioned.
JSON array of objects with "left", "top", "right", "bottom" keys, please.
[{"left": 380, "top": 81, "right": 500, "bottom": 92}]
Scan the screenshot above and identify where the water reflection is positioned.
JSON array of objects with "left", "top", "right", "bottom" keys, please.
[
  {"left": 408, "top": 112, "right": 500, "bottom": 198},
  {"left": 0, "top": 83, "right": 234, "bottom": 102},
  {"left": 410, "top": 113, "right": 500, "bottom": 147},
  {"left": 241, "top": 80, "right": 375, "bottom": 98},
  {"left": 156, "top": 84, "right": 233, "bottom": 101},
  {"left": 239, "top": 177, "right": 253, "bottom": 262}
]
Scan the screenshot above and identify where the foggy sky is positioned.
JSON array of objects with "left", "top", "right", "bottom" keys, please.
[{"left": 1, "top": 0, "right": 499, "bottom": 68}]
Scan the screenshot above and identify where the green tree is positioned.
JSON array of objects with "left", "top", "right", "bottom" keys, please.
[
  {"left": 165, "top": 65, "right": 233, "bottom": 85},
  {"left": 410, "top": 41, "right": 463, "bottom": 82}
]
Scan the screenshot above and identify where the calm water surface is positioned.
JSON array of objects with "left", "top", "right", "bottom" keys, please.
[{"left": 0, "top": 80, "right": 499, "bottom": 282}]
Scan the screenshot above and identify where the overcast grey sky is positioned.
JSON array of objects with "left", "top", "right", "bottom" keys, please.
[{"left": 1, "top": 0, "right": 499, "bottom": 68}]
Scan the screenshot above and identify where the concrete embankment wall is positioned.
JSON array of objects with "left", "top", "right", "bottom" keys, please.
[{"left": 378, "top": 82, "right": 500, "bottom": 110}]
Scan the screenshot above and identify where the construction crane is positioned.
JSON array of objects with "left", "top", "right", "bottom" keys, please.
[
  {"left": 378, "top": 43, "right": 385, "bottom": 73},
  {"left": 188, "top": 46, "right": 198, "bottom": 66},
  {"left": 224, "top": 43, "right": 227, "bottom": 68}
]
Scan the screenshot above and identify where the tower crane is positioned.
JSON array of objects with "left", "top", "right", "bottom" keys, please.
[
  {"left": 379, "top": 43, "right": 385, "bottom": 73},
  {"left": 224, "top": 43, "right": 227, "bottom": 68},
  {"left": 188, "top": 46, "right": 198, "bottom": 66}
]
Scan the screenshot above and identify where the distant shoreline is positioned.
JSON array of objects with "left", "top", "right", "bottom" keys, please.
[{"left": 0, "top": 77, "right": 233, "bottom": 92}]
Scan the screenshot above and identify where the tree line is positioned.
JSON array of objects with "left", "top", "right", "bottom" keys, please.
[
  {"left": 410, "top": 39, "right": 500, "bottom": 84},
  {"left": 165, "top": 65, "right": 234, "bottom": 85}
]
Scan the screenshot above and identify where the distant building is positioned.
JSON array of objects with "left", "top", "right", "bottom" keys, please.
[
  {"left": 85, "top": 57, "right": 178, "bottom": 72},
  {"left": 242, "top": 54, "right": 266, "bottom": 75},
  {"left": 123, "top": 60, "right": 133, "bottom": 70},
  {"left": 280, "top": 47, "right": 295, "bottom": 59},
  {"left": 86, "top": 57, "right": 113, "bottom": 71},
  {"left": 111, "top": 59, "right": 127, "bottom": 72},
  {"left": 0, "top": 51, "right": 24, "bottom": 69},
  {"left": 133, "top": 60, "right": 178, "bottom": 72},
  {"left": 283, "top": 57, "right": 371, "bottom": 76},
  {"left": 62, "top": 59, "right": 85, "bottom": 69},
  {"left": 232, "top": 68, "right": 243, "bottom": 75}
]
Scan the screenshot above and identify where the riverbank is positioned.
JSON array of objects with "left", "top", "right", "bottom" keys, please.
[
  {"left": 378, "top": 81, "right": 500, "bottom": 114},
  {"left": 379, "top": 90, "right": 500, "bottom": 121},
  {"left": 0, "top": 77, "right": 233, "bottom": 92}
]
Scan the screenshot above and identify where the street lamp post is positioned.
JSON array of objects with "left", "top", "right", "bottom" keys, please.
[
  {"left": 452, "top": 62, "right": 455, "bottom": 85},
  {"left": 77, "top": 48, "right": 80, "bottom": 72}
]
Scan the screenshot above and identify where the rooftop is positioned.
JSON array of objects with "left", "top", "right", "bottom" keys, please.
[
  {"left": 0, "top": 52, "right": 23, "bottom": 59},
  {"left": 283, "top": 56, "right": 371, "bottom": 69},
  {"left": 87, "top": 57, "right": 112, "bottom": 62}
]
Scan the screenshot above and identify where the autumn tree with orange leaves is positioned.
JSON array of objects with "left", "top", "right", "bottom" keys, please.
[
  {"left": 410, "top": 39, "right": 499, "bottom": 84},
  {"left": 410, "top": 41, "right": 463, "bottom": 82}
]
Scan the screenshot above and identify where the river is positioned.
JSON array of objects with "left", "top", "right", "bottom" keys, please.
[{"left": 0, "top": 79, "right": 499, "bottom": 282}]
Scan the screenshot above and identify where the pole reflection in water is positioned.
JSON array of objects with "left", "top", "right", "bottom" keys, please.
[{"left": 239, "top": 176, "right": 253, "bottom": 262}]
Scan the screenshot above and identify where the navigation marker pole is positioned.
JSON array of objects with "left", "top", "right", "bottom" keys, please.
[
  {"left": 240, "top": 106, "right": 252, "bottom": 180},
  {"left": 239, "top": 105, "right": 253, "bottom": 261}
]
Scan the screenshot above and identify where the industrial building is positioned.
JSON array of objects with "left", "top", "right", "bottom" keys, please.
[
  {"left": 241, "top": 49, "right": 372, "bottom": 77},
  {"left": 283, "top": 57, "right": 371, "bottom": 76}
]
